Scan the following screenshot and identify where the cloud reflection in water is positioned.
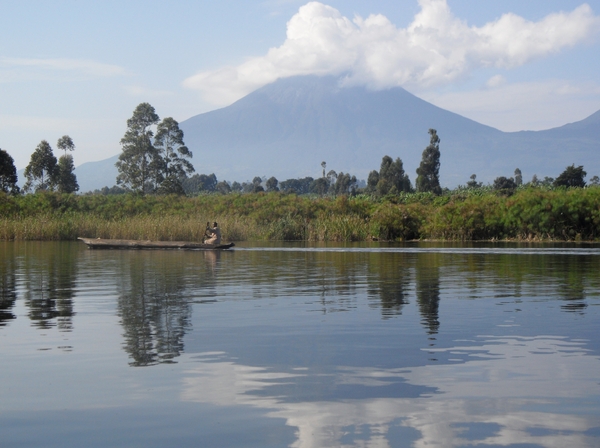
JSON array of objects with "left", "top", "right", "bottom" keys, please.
[{"left": 181, "top": 336, "right": 600, "bottom": 448}]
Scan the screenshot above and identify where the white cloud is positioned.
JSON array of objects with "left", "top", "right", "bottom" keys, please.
[
  {"left": 0, "top": 57, "right": 129, "bottom": 79},
  {"left": 183, "top": 0, "right": 599, "bottom": 106},
  {"left": 486, "top": 74, "right": 506, "bottom": 88}
]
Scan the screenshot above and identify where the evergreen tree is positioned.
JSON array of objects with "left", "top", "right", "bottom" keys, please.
[
  {"left": 24, "top": 140, "right": 58, "bottom": 192},
  {"left": 56, "top": 154, "right": 79, "bottom": 193},
  {"left": 416, "top": 129, "right": 442, "bottom": 195},
  {"left": 0, "top": 149, "right": 19, "bottom": 194},
  {"left": 116, "top": 103, "right": 160, "bottom": 193}
]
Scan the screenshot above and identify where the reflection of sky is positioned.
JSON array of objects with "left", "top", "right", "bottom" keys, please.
[{"left": 181, "top": 336, "right": 600, "bottom": 448}]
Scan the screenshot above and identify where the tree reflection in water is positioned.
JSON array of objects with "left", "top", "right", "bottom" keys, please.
[
  {"left": 416, "top": 254, "right": 441, "bottom": 336},
  {"left": 367, "top": 252, "right": 411, "bottom": 318},
  {"left": 116, "top": 251, "right": 220, "bottom": 366},
  {"left": 21, "top": 243, "right": 76, "bottom": 331},
  {"left": 0, "top": 243, "right": 17, "bottom": 327}
]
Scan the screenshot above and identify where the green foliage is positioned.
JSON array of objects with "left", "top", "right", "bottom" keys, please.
[
  {"left": 182, "top": 173, "right": 217, "bottom": 194},
  {"left": 2, "top": 188, "right": 599, "bottom": 242},
  {"left": 265, "top": 176, "right": 279, "bottom": 192},
  {"left": 24, "top": 140, "right": 58, "bottom": 193},
  {"left": 0, "top": 149, "right": 19, "bottom": 194},
  {"left": 493, "top": 176, "right": 517, "bottom": 195},
  {"left": 116, "top": 103, "right": 160, "bottom": 193},
  {"left": 466, "top": 174, "right": 482, "bottom": 189},
  {"left": 514, "top": 168, "right": 523, "bottom": 186},
  {"left": 371, "top": 203, "right": 425, "bottom": 241},
  {"left": 378, "top": 156, "right": 412, "bottom": 194},
  {"left": 310, "top": 177, "right": 329, "bottom": 195},
  {"left": 330, "top": 172, "right": 357, "bottom": 195},
  {"left": 215, "top": 181, "right": 232, "bottom": 194},
  {"left": 57, "top": 135, "right": 75, "bottom": 157},
  {"left": 154, "top": 117, "right": 194, "bottom": 192},
  {"left": 366, "top": 170, "right": 379, "bottom": 193},
  {"left": 280, "top": 177, "right": 314, "bottom": 194},
  {"left": 56, "top": 154, "right": 79, "bottom": 194},
  {"left": 554, "top": 164, "right": 586, "bottom": 188},
  {"left": 416, "top": 129, "right": 442, "bottom": 195}
]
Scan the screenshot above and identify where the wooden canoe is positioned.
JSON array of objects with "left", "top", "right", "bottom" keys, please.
[{"left": 78, "top": 237, "right": 235, "bottom": 250}]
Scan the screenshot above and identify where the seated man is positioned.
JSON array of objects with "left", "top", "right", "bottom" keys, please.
[{"left": 204, "top": 222, "right": 221, "bottom": 245}]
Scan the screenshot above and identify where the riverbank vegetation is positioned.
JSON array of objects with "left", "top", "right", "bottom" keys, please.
[{"left": 1, "top": 186, "right": 599, "bottom": 242}]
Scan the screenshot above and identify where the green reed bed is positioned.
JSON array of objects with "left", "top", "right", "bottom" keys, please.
[{"left": 1, "top": 187, "right": 599, "bottom": 242}]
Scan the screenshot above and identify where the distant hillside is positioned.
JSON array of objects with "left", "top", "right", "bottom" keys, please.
[
  {"left": 179, "top": 75, "right": 599, "bottom": 187},
  {"left": 21, "top": 75, "right": 598, "bottom": 192}
]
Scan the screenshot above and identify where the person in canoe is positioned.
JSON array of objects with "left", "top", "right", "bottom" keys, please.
[{"left": 203, "top": 221, "right": 221, "bottom": 245}]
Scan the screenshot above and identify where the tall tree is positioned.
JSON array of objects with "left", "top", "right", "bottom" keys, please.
[
  {"left": 24, "top": 140, "right": 58, "bottom": 192},
  {"left": 514, "top": 168, "right": 523, "bottom": 186},
  {"left": 554, "top": 164, "right": 586, "bottom": 188},
  {"left": 56, "top": 154, "right": 79, "bottom": 193},
  {"left": 154, "top": 117, "right": 194, "bottom": 193},
  {"left": 416, "top": 129, "right": 442, "bottom": 195},
  {"left": 57, "top": 135, "right": 75, "bottom": 157},
  {"left": 55, "top": 136, "right": 78, "bottom": 193},
  {"left": 116, "top": 103, "right": 160, "bottom": 193},
  {"left": 0, "top": 149, "right": 19, "bottom": 194}
]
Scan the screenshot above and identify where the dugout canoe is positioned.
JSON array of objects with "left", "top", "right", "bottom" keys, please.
[{"left": 77, "top": 237, "right": 235, "bottom": 250}]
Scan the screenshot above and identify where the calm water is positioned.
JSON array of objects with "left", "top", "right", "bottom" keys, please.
[{"left": 1, "top": 241, "right": 600, "bottom": 447}]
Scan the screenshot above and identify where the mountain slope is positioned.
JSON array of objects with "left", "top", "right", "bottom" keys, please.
[
  {"left": 180, "top": 75, "right": 599, "bottom": 187},
  {"left": 43, "top": 75, "right": 599, "bottom": 192},
  {"left": 180, "top": 75, "right": 509, "bottom": 186}
]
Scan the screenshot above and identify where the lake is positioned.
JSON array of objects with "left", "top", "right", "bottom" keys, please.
[{"left": 1, "top": 241, "right": 600, "bottom": 447}]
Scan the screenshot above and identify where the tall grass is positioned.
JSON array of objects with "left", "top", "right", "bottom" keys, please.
[{"left": 1, "top": 187, "right": 599, "bottom": 242}]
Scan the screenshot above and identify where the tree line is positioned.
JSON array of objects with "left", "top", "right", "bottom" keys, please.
[
  {"left": 1, "top": 102, "right": 597, "bottom": 197},
  {"left": 0, "top": 136, "right": 79, "bottom": 195}
]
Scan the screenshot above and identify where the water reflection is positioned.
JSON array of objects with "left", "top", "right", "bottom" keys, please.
[
  {"left": 181, "top": 336, "right": 600, "bottom": 448},
  {"left": 415, "top": 255, "right": 441, "bottom": 336},
  {"left": 367, "top": 253, "right": 411, "bottom": 318},
  {"left": 117, "top": 254, "right": 191, "bottom": 366},
  {"left": 2, "top": 242, "right": 600, "bottom": 447},
  {"left": 0, "top": 244, "right": 17, "bottom": 326},
  {"left": 20, "top": 243, "right": 76, "bottom": 331}
]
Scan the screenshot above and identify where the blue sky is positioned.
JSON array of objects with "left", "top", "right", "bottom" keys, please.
[{"left": 1, "top": 0, "right": 599, "bottom": 169}]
